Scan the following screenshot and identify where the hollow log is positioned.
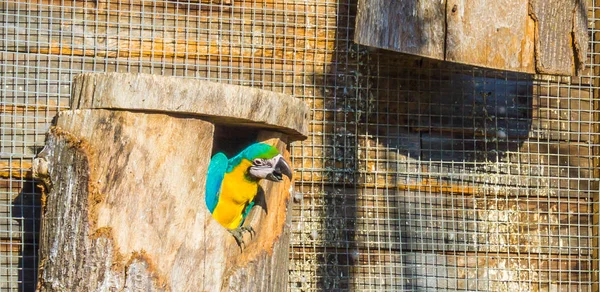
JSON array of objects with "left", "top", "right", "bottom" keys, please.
[{"left": 35, "top": 73, "right": 305, "bottom": 291}]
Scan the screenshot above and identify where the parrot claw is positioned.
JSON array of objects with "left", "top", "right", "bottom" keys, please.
[
  {"left": 229, "top": 226, "right": 255, "bottom": 249},
  {"left": 240, "top": 226, "right": 255, "bottom": 238}
]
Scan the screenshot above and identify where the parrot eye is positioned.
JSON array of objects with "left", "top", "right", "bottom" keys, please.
[{"left": 253, "top": 159, "right": 263, "bottom": 166}]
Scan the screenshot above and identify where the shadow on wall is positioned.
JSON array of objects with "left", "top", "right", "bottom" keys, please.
[
  {"left": 12, "top": 180, "right": 40, "bottom": 292},
  {"left": 310, "top": 0, "right": 535, "bottom": 290}
]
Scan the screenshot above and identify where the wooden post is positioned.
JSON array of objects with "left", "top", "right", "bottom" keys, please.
[{"left": 33, "top": 73, "right": 308, "bottom": 291}]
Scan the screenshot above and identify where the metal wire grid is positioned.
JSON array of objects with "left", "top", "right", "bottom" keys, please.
[{"left": 0, "top": 0, "right": 598, "bottom": 291}]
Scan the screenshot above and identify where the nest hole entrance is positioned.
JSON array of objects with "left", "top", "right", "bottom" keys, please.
[{"left": 212, "top": 125, "right": 263, "bottom": 158}]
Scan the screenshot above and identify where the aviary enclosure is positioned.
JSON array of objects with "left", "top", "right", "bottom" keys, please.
[{"left": 0, "top": 0, "right": 599, "bottom": 291}]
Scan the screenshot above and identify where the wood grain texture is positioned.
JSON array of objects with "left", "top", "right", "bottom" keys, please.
[
  {"left": 530, "top": 0, "right": 590, "bottom": 75},
  {"left": 292, "top": 186, "right": 594, "bottom": 255},
  {"left": 354, "top": 0, "right": 446, "bottom": 59},
  {"left": 0, "top": 160, "right": 32, "bottom": 179},
  {"left": 71, "top": 72, "right": 309, "bottom": 141},
  {"left": 446, "top": 0, "right": 535, "bottom": 72},
  {"left": 401, "top": 252, "right": 593, "bottom": 291},
  {"left": 36, "top": 110, "right": 293, "bottom": 291},
  {"left": 355, "top": 0, "right": 589, "bottom": 75},
  {"left": 0, "top": 1, "right": 336, "bottom": 67}
]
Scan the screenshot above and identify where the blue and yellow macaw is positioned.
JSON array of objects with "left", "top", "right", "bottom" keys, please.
[{"left": 205, "top": 143, "right": 292, "bottom": 247}]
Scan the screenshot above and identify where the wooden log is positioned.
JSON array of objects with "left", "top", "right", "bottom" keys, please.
[
  {"left": 34, "top": 73, "right": 306, "bottom": 290},
  {"left": 35, "top": 109, "right": 293, "bottom": 291}
]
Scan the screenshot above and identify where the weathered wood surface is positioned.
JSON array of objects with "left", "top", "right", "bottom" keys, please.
[
  {"left": 71, "top": 72, "right": 309, "bottom": 140},
  {"left": 400, "top": 252, "right": 593, "bottom": 291},
  {"left": 36, "top": 109, "right": 293, "bottom": 291},
  {"left": 290, "top": 184, "right": 595, "bottom": 291},
  {"left": 291, "top": 186, "right": 594, "bottom": 255},
  {"left": 355, "top": 0, "right": 589, "bottom": 75},
  {"left": 0, "top": 1, "right": 336, "bottom": 66},
  {"left": 296, "top": 126, "right": 599, "bottom": 198},
  {"left": 530, "top": 0, "right": 589, "bottom": 75},
  {"left": 0, "top": 160, "right": 33, "bottom": 179},
  {"left": 446, "top": 0, "right": 535, "bottom": 72},
  {"left": 353, "top": 0, "right": 445, "bottom": 59}
]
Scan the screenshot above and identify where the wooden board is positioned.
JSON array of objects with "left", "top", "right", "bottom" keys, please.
[
  {"left": 355, "top": 0, "right": 589, "bottom": 76},
  {"left": 446, "top": 0, "right": 535, "bottom": 72},
  {"left": 530, "top": 0, "right": 589, "bottom": 75},
  {"left": 291, "top": 186, "right": 594, "bottom": 255},
  {"left": 402, "top": 252, "right": 593, "bottom": 291},
  {"left": 288, "top": 248, "right": 594, "bottom": 291},
  {"left": 0, "top": 1, "right": 336, "bottom": 67},
  {"left": 297, "top": 122, "right": 599, "bottom": 198},
  {"left": 366, "top": 69, "right": 598, "bottom": 144},
  {"left": 353, "top": 0, "right": 445, "bottom": 59}
]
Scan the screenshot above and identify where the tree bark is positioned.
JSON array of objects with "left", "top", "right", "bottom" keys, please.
[{"left": 35, "top": 109, "right": 293, "bottom": 291}]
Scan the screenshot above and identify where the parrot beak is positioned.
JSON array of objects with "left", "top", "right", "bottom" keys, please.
[{"left": 266, "top": 154, "right": 293, "bottom": 182}]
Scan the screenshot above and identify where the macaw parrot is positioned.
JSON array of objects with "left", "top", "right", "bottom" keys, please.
[{"left": 205, "top": 142, "right": 292, "bottom": 247}]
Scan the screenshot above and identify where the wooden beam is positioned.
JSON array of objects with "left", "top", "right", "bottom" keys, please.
[{"left": 0, "top": 161, "right": 33, "bottom": 179}]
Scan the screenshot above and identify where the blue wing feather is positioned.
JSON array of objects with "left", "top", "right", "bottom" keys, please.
[{"left": 205, "top": 152, "right": 228, "bottom": 213}]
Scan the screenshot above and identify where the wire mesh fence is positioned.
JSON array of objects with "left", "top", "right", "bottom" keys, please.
[{"left": 0, "top": 0, "right": 598, "bottom": 291}]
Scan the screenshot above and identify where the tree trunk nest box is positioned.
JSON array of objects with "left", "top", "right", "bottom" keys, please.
[{"left": 32, "top": 73, "right": 309, "bottom": 291}]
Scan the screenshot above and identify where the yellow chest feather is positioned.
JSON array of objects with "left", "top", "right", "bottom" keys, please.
[{"left": 211, "top": 159, "right": 258, "bottom": 229}]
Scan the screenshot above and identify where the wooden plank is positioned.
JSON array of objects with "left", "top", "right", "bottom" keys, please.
[
  {"left": 530, "top": 0, "right": 589, "bottom": 75},
  {"left": 355, "top": 0, "right": 589, "bottom": 75},
  {"left": 420, "top": 135, "right": 596, "bottom": 182},
  {"left": 5, "top": 0, "right": 335, "bottom": 12},
  {"left": 420, "top": 136, "right": 595, "bottom": 169},
  {"left": 354, "top": 0, "right": 446, "bottom": 59},
  {"left": 0, "top": 249, "right": 21, "bottom": 291},
  {"left": 370, "top": 71, "right": 599, "bottom": 143},
  {"left": 293, "top": 128, "right": 599, "bottom": 199},
  {"left": 372, "top": 74, "right": 596, "bottom": 141},
  {"left": 403, "top": 252, "right": 593, "bottom": 291},
  {"left": 0, "top": 176, "right": 39, "bottom": 249},
  {"left": 591, "top": 4, "right": 600, "bottom": 291},
  {"left": 294, "top": 128, "right": 599, "bottom": 199},
  {"left": 445, "top": 0, "right": 535, "bottom": 72},
  {"left": 0, "top": 1, "right": 336, "bottom": 66},
  {"left": 288, "top": 248, "right": 594, "bottom": 291},
  {"left": 0, "top": 161, "right": 32, "bottom": 179},
  {"left": 292, "top": 186, "right": 594, "bottom": 255}
]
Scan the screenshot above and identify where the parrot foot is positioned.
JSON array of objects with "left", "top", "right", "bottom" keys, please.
[
  {"left": 229, "top": 226, "right": 255, "bottom": 249},
  {"left": 240, "top": 226, "right": 255, "bottom": 238}
]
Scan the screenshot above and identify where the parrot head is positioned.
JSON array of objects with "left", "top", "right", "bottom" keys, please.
[{"left": 241, "top": 143, "right": 292, "bottom": 182}]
